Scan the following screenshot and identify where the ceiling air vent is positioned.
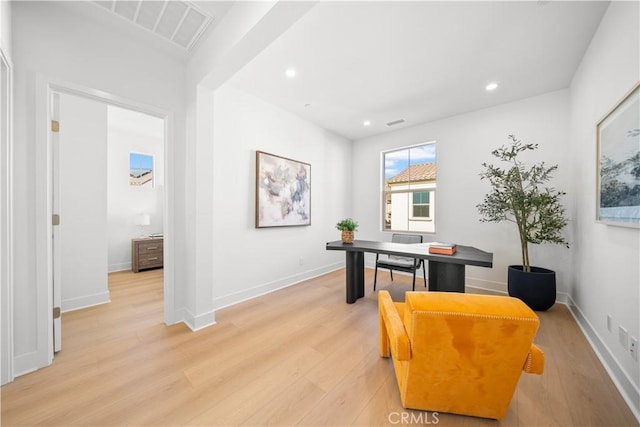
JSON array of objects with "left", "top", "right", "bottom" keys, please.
[
  {"left": 93, "top": 0, "right": 213, "bottom": 51},
  {"left": 386, "top": 119, "right": 406, "bottom": 127}
]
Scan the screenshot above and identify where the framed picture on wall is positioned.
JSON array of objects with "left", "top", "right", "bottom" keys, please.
[
  {"left": 130, "top": 152, "right": 154, "bottom": 188},
  {"left": 255, "top": 151, "right": 311, "bottom": 228},
  {"left": 596, "top": 82, "right": 640, "bottom": 228}
]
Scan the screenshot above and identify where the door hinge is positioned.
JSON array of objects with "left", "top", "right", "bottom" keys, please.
[
  {"left": 52, "top": 214, "right": 60, "bottom": 226},
  {"left": 51, "top": 120, "right": 59, "bottom": 133},
  {"left": 53, "top": 307, "right": 61, "bottom": 319}
]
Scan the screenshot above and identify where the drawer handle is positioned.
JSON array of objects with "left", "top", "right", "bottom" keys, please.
[
  {"left": 146, "top": 247, "right": 158, "bottom": 250},
  {"left": 148, "top": 257, "right": 159, "bottom": 261}
]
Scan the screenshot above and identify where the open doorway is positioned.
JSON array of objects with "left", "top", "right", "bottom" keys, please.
[
  {"left": 49, "top": 87, "right": 170, "bottom": 354},
  {"left": 106, "top": 105, "right": 165, "bottom": 272}
]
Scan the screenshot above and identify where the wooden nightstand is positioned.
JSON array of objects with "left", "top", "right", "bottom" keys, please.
[{"left": 131, "top": 237, "right": 163, "bottom": 273}]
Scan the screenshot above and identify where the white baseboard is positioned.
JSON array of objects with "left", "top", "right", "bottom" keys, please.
[
  {"left": 464, "top": 276, "right": 507, "bottom": 295},
  {"left": 163, "top": 307, "right": 182, "bottom": 326},
  {"left": 177, "top": 263, "right": 343, "bottom": 332},
  {"left": 61, "top": 291, "right": 110, "bottom": 313},
  {"left": 13, "top": 350, "right": 50, "bottom": 378},
  {"left": 108, "top": 262, "right": 131, "bottom": 273},
  {"left": 565, "top": 295, "right": 640, "bottom": 423},
  {"left": 182, "top": 307, "right": 216, "bottom": 332},
  {"left": 212, "top": 262, "right": 343, "bottom": 312}
]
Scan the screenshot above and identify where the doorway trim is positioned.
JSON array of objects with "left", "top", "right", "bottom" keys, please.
[
  {"left": 31, "top": 73, "right": 175, "bottom": 371},
  {"left": 0, "top": 46, "right": 14, "bottom": 385}
]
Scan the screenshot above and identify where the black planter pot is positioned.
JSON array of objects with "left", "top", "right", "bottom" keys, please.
[{"left": 507, "top": 265, "right": 556, "bottom": 311}]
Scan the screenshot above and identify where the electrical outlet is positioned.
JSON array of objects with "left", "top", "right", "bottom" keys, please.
[
  {"left": 299, "top": 256, "right": 304, "bottom": 266},
  {"left": 607, "top": 314, "right": 613, "bottom": 332},
  {"left": 619, "top": 326, "right": 629, "bottom": 349},
  {"left": 630, "top": 336, "right": 638, "bottom": 362}
]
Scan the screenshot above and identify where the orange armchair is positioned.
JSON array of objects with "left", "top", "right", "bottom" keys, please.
[{"left": 378, "top": 290, "right": 544, "bottom": 419}]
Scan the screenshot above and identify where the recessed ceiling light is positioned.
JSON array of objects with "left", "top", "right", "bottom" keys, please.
[
  {"left": 285, "top": 68, "right": 297, "bottom": 78},
  {"left": 485, "top": 82, "right": 499, "bottom": 91},
  {"left": 363, "top": 120, "right": 371, "bottom": 126}
]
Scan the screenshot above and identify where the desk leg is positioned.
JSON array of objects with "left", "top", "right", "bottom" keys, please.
[
  {"left": 346, "top": 251, "right": 365, "bottom": 303},
  {"left": 428, "top": 261, "right": 465, "bottom": 292}
]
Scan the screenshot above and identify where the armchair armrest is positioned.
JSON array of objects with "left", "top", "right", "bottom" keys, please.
[
  {"left": 523, "top": 343, "right": 545, "bottom": 374},
  {"left": 378, "top": 291, "right": 411, "bottom": 361}
]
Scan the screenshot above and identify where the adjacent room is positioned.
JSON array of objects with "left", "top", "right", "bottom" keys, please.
[{"left": 0, "top": 1, "right": 638, "bottom": 425}]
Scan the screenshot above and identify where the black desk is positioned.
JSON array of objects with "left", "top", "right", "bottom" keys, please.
[{"left": 326, "top": 240, "right": 493, "bottom": 303}]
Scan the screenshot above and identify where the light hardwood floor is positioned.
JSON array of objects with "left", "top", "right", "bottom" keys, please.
[{"left": 1, "top": 268, "right": 638, "bottom": 426}]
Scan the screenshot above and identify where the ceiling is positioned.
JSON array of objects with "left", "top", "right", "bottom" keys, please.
[
  {"left": 228, "top": 1, "right": 609, "bottom": 140},
  {"left": 58, "top": 1, "right": 609, "bottom": 141}
]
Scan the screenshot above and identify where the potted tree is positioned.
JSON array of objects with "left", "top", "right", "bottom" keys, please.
[
  {"left": 336, "top": 218, "right": 359, "bottom": 244},
  {"left": 477, "top": 135, "right": 569, "bottom": 311}
]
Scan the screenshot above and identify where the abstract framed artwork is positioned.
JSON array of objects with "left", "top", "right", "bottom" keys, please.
[
  {"left": 130, "top": 152, "right": 154, "bottom": 187},
  {"left": 596, "top": 82, "right": 640, "bottom": 227},
  {"left": 255, "top": 151, "right": 311, "bottom": 228}
]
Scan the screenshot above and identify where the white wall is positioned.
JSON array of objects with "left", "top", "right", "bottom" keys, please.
[
  {"left": 210, "top": 84, "right": 351, "bottom": 309},
  {"left": 353, "top": 90, "right": 572, "bottom": 294},
  {"left": 107, "top": 106, "right": 164, "bottom": 272},
  {"left": 569, "top": 1, "right": 640, "bottom": 416},
  {"left": 0, "top": 0, "right": 11, "bottom": 57},
  {"left": 181, "top": 1, "right": 317, "bottom": 329},
  {"left": 11, "top": 1, "right": 185, "bottom": 375}
]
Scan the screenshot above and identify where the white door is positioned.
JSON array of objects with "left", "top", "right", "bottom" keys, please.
[
  {"left": 51, "top": 92, "right": 61, "bottom": 352},
  {"left": 52, "top": 93, "right": 109, "bottom": 353}
]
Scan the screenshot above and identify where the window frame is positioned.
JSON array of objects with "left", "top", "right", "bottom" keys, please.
[
  {"left": 411, "top": 191, "right": 431, "bottom": 220},
  {"left": 381, "top": 141, "right": 437, "bottom": 233}
]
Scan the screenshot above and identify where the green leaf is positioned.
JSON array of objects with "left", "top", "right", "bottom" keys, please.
[{"left": 476, "top": 135, "right": 569, "bottom": 270}]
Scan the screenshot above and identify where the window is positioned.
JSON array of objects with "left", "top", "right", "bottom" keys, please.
[
  {"left": 129, "top": 152, "right": 154, "bottom": 187},
  {"left": 412, "top": 191, "right": 430, "bottom": 218},
  {"left": 382, "top": 142, "right": 436, "bottom": 233}
]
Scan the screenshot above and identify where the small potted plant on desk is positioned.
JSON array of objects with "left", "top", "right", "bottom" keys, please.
[
  {"left": 336, "top": 218, "right": 359, "bottom": 244},
  {"left": 477, "top": 135, "right": 569, "bottom": 311}
]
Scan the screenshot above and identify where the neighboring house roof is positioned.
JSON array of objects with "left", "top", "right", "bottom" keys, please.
[{"left": 387, "top": 163, "right": 437, "bottom": 184}]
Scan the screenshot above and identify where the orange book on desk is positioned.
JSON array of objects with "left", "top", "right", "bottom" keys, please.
[{"left": 428, "top": 243, "right": 457, "bottom": 255}]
